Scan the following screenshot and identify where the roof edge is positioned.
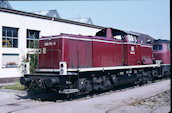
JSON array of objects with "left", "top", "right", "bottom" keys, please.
[{"left": 0, "top": 7, "right": 104, "bottom": 29}]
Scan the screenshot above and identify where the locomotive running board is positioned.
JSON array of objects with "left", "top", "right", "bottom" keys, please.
[
  {"left": 36, "top": 64, "right": 160, "bottom": 73},
  {"left": 74, "top": 64, "right": 160, "bottom": 72}
]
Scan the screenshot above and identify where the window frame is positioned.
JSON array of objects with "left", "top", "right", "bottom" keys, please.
[
  {"left": 26, "top": 29, "right": 40, "bottom": 48},
  {"left": 127, "top": 35, "right": 137, "bottom": 43},
  {"left": 2, "top": 54, "right": 19, "bottom": 68},
  {"left": 2, "top": 26, "right": 19, "bottom": 48},
  {"left": 153, "top": 44, "right": 163, "bottom": 51}
]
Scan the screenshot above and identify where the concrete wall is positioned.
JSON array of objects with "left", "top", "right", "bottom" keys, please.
[{"left": 0, "top": 11, "right": 101, "bottom": 78}]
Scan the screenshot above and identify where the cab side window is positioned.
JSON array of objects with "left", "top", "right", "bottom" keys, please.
[
  {"left": 153, "top": 44, "right": 162, "bottom": 50},
  {"left": 127, "top": 35, "right": 137, "bottom": 43},
  {"left": 113, "top": 35, "right": 122, "bottom": 40},
  {"left": 95, "top": 29, "right": 106, "bottom": 37}
]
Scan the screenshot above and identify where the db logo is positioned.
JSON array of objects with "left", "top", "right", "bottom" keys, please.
[
  {"left": 131, "top": 46, "right": 135, "bottom": 51},
  {"left": 130, "top": 46, "right": 135, "bottom": 54}
]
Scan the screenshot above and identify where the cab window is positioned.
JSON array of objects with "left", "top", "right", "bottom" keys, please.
[
  {"left": 153, "top": 44, "right": 162, "bottom": 50},
  {"left": 113, "top": 35, "right": 122, "bottom": 40},
  {"left": 127, "top": 35, "right": 137, "bottom": 43},
  {"left": 95, "top": 29, "right": 106, "bottom": 37}
]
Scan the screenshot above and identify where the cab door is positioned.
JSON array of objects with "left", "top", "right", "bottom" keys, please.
[
  {"left": 124, "top": 35, "right": 138, "bottom": 65},
  {"left": 136, "top": 44, "right": 141, "bottom": 65}
]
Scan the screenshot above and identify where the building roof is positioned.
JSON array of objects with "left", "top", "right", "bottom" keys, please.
[
  {"left": 1, "top": 7, "right": 156, "bottom": 41},
  {"left": 32, "top": 9, "right": 61, "bottom": 18},
  {"left": 0, "top": 0, "right": 12, "bottom": 9},
  {"left": 68, "top": 17, "right": 94, "bottom": 25},
  {"left": 0, "top": 7, "right": 104, "bottom": 29}
]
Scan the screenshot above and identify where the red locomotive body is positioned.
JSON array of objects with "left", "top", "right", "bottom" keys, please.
[
  {"left": 39, "top": 38, "right": 63, "bottom": 69},
  {"left": 123, "top": 34, "right": 141, "bottom": 65},
  {"left": 20, "top": 28, "right": 170, "bottom": 95},
  {"left": 38, "top": 28, "right": 153, "bottom": 70},
  {"left": 92, "top": 29, "right": 123, "bottom": 67},
  {"left": 38, "top": 28, "right": 125, "bottom": 70},
  {"left": 140, "top": 45, "right": 153, "bottom": 64}
]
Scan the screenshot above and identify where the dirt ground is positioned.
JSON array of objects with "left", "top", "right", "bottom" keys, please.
[{"left": 0, "top": 79, "right": 170, "bottom": 113}]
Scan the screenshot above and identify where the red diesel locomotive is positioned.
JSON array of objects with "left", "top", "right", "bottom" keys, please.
[{"left": 20, "top": 28, "right": 171, "bottom": 95}]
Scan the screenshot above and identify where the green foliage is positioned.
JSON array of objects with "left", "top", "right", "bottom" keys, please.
[
  {"left": 30, "top": 40, "right": 34, "bottom": 48},
  {"left": 3, "top": 81, "right": 26, "bottom": 90},
  {"left": 29, "top": 54, "right": 38, "bottom": 74}
]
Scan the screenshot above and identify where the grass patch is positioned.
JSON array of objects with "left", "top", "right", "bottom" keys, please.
[{"left": 3, "top": 81, "right": 26, "bottom": 90}]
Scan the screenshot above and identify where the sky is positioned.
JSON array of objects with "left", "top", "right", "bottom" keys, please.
[{"left": 9, "top": 0, "right": 170, "bottom": 40}]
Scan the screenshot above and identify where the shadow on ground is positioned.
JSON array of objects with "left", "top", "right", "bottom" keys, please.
[
  {"left": 15, "top": 83, "right": 138, "bottom": 102},
  {"left": 16, "top": 89, "right": 65, "bottom": 102}
]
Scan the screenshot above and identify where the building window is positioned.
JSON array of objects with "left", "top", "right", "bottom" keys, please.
[
  {"left": 2, "top": 26, "right": 18, "bottom": 48},
  {"left": 2, "top": 54, "right": 19, "bottom": 68},
  {"left": 27, "top": 29, "right": 39, "bottom": 48}
]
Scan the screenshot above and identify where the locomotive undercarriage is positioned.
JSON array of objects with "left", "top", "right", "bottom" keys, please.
[{"left": 20, "top": 66, "right": 170, "bottom": 96}]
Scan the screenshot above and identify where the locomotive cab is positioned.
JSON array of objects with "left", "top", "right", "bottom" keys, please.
[{"left": 122, "top": 32, "right": 142, "bottom": 66}]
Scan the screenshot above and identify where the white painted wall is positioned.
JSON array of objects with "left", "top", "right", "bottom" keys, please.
[{"left": 0, "top": 11, "right": 101, "bottom": 78}]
